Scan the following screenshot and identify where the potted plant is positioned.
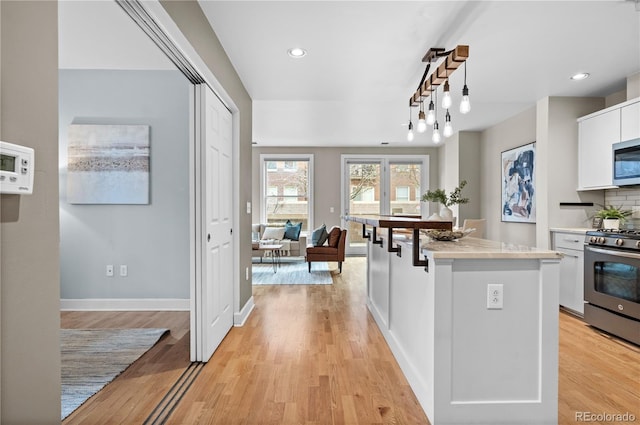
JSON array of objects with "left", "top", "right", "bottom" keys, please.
[
  {"left": 421, "top": 180, "right": 469, "bottom": 221},
  {"left": 594, "top": 205, "right": 632, "bottom": 230}
]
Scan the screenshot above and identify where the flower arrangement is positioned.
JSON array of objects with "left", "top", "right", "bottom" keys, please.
[{"left": 421, "top": 180, "right": 469, "bottom": 207}]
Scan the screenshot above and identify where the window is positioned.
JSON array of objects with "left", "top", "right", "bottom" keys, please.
[
  {"left": 283, "top": 186, "right": 298, "bottom": 197},
  {"left": 261, "top": 155, "right": 313, "bottom": 232},
  {"left": 352, "top": 186, "right": 375, "bottom": 202},
  {"left": 396, "top": 186, "right": 409, "bottom": 201}
]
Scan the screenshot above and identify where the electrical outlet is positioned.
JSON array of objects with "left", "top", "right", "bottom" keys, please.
[
  {"left": 245, "top": 267, "right": 249, "bottom": 280},
  {"left": 487, "top": 283, "right": 503, "bottom": 309},
  {"left": 330, "top": 207, "right": 335, "bottom": 213},
  {"left": 106, "top": 265, "right": 114, "bottom": 277},
  {"left": 120, "top": 265, "right": 128, "bottom": 277}
]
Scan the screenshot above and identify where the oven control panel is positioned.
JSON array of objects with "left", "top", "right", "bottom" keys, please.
[{"left": 586, "top": 230, "right": 640, "bottom": 251}]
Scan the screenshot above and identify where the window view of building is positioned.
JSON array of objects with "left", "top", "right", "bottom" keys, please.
[
  {"left": 389, "top": 163, "right": 421, "bottom": 215},
  {"left": 346, "top": 161, "right": 423, "bottom": 250},
  {"left": 263, "top": 159, "right": 310, "bottom": 232}
]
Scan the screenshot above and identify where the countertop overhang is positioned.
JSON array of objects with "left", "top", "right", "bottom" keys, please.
[{"left": 421, "top": 237, "right": 563, "bottom": 260}]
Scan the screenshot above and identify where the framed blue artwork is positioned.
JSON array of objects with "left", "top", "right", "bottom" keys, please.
[{"left": 501, "top": 142, "right": 535, "bottom": 223}]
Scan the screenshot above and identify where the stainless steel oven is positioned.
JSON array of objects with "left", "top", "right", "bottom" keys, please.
[{"left": 584, "top": 231, "right": 640, "bottom": 345}]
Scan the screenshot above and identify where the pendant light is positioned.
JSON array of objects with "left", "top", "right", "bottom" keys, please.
[
  {"left": 443, "top": 110, "right": 453, "bottom": 138},
  {"left": 407, "top": 107, "right": 414, "bottom": 142},
  {"left": 426, "top": 90, "right": 436, "bottom": 126},
  {"left": 441, "top": 67, "right": 452, "bottom": 109},
  {"left": 432, "top": 89, "right": 441, "bottom": 143},
  {"left": 460, "top": 60, "right": 471, "bottom": 114},
  {"left": 417, "top": 101, "right": 427, "bottom": 133}
]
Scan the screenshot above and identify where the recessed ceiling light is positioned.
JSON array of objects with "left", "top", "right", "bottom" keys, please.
[
  {"left": 287, "top": 47, "right": 307, "bottom": 58},
  {"left": 570, "top": 72, "right": 590, "bottom": 81}
]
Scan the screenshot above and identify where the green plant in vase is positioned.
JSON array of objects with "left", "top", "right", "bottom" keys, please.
[
  {"left": 421, "top": 180, "right": 469, "bottom": 221},
  {"left": 594, "top": 205, "right": 632, "bottom": 229}
]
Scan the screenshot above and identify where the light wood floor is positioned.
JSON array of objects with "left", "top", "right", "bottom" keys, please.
[{"left": 62, "top": 257, "right": 640, "bottom": 425}]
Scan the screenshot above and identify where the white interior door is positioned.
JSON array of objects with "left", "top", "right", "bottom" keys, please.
[{"left": 198, "top": 84, "right": 234, "bottom": 361}]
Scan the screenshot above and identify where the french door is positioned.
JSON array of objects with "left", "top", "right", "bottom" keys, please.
[{"left": 341, "top": 155, "right": 428, "bottom": 255}]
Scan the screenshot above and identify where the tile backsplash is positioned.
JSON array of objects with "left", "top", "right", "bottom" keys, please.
[{"left": 605, "top": 187, "right": 640, "bottom": 228}]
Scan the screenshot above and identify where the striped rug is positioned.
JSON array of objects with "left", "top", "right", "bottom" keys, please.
[
  {"left": 61, "top": 327, "right": 168, "bottom": 420},
  {"left": 252, "top": 261, "right": 333, "bottom": 285}
]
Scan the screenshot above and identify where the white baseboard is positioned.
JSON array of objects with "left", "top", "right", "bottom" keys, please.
[
  {"left": 234, "top": 296, "right": 254, "bottom": 326},
  {"left": 60, "top": 298, "right": 190, "bottom": 311}
]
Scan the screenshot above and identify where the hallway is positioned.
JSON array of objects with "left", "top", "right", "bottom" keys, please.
[{"left": 62, "top": 257, "right": 640, "bottom": 424}]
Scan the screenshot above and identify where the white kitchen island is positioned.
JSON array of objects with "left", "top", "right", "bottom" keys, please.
[{"left": 365, "top": 232, "right": 562, "bottom": 425}]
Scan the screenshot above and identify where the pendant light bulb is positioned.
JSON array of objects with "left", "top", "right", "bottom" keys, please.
[
  {"left": 426, "top": 100, "right": 435, "bottom": 125},
  {"left": 443, "top": 110, "right": 453, "bottom": 138},
  {"left": 417, "top": 110, "right": 427, "bottom": 133},
  {"left": 460, "top": 85, "right": 471, "bottom": 114},
  {"left": 442, "top": 80, "right": 452, "bottom": 110},
  {"left": 432, "top": 121, "right": 441, "bottom": 144},
  {"left": 407, "top": 120, "right": 414, "bottom": 142},
  {"left": 459, "top": 61, "right": 470, "bottom": 114}
]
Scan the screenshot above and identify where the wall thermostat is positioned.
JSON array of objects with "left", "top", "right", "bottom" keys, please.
[{"left": 0, "top": 141, "right": 35, "bottom": 194}]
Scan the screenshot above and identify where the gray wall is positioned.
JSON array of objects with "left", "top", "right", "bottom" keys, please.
[
  {"left": 252, "top": 146, "right": 440, "bottom": 228},
  {"left": 59, "top": 69, "right": 190, "bottom": 300},
  {"left": 1, "top": 1, "right": 61, "bottom": 423},
  {"left": 161, "top": 0, "right": 254, "bottom": 309},
  {"left": 536, "top": 97, "right": 604, "bottom": 248},
  {"left": 480, "top": 106, "right": 538, "bottom": 246},
  {"left": 437, "top": 131, "right": 482, "bottom": 226}
]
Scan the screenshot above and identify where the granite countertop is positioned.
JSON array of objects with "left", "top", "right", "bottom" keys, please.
[
  {"left": 420, "top": 237, "right": 563, "bottom": 260},
  {"left": 549, "top": 227, "right": 593, "bottom": 234}
]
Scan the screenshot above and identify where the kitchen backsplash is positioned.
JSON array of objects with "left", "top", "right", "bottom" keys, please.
[{"left": 605, "top": 187, "right": 640, "bottom": 228}]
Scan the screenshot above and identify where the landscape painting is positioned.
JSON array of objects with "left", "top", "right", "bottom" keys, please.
[
  {"left": 501, "top": 142, "right": 535, "bottom": 223},
  {"left": 67, "top": 124, "right": 150, "bottom": 204}
]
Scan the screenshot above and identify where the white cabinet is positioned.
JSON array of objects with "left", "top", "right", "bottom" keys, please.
[
  {"left": 621, "top": 101, "right": 640, "bottom": 141},
  {"left": 578, "top": 109, "right": 621, "bottom": 189},
  {"left": 552, "top": 231, "right": 585, "bottom": 315}
]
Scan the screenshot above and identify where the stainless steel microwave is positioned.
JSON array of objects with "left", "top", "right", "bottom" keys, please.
[{"left": 613, "top": 138, "right": 640, "bottom": 186}]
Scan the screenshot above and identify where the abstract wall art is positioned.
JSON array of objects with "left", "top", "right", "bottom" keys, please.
[
  {"left": 501, "top": 142, "right": 535, "bottom": 223},
  {"left": 67, "top": 124, "right": 150, "bottom": 204}
]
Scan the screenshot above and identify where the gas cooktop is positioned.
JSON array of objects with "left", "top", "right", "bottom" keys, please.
[{"left": 585, "top": 228, "right": 640, "bottom": 250}]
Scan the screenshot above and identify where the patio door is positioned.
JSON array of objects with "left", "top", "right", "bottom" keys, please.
[{"left": 341, "top": 155, "right": 428, "bottom": 256}]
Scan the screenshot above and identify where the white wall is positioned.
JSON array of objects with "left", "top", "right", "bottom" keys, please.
[{"left": 59, "top": 70, "right": 191, "bottom": 303}]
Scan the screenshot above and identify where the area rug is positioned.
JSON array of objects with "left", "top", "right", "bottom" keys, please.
[
  {"left": 60, "top": 327, "right": 168, "bottom": 420},
  {"left": 252, "top": 261, "right": 333, "bottom": 285}
]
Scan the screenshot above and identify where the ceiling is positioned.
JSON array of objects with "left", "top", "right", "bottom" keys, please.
[{"left": 59, "top": 1, "right": 640, "bottom": 148}]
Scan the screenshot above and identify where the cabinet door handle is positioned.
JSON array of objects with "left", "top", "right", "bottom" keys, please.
[
  {"left": 562, "top": 238, "right": 580, "bottom": 243},
  {"left": 562, "top": 253, "right": 579, "bottom": 258}
]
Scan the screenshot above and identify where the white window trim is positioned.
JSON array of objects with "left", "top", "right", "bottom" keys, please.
[
  {"left": 260, "top": 154, "right": 314, "bottom": 232},
  {"left": 340, "top": 154, "right": 429, "bottom": 217}
]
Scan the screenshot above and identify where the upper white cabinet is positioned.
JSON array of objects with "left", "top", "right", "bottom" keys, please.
[
  {"left": 578, "top": 108, "right": 621, "bottom": 189},
  {"left": 621, "top": 101, "right": 640, "bottom": 141}
]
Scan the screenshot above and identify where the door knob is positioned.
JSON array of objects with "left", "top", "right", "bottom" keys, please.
[{"left": 207, "top": 234, "right": 211, "bottom": 242}]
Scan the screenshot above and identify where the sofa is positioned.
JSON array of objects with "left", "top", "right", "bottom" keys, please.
[{"left": 251, "top": 223, "right": 307, "bottom": 258}]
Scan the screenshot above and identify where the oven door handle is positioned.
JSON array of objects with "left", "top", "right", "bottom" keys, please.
[{"left": 586, "top": 245, "right": 640, "bottom": 260}]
